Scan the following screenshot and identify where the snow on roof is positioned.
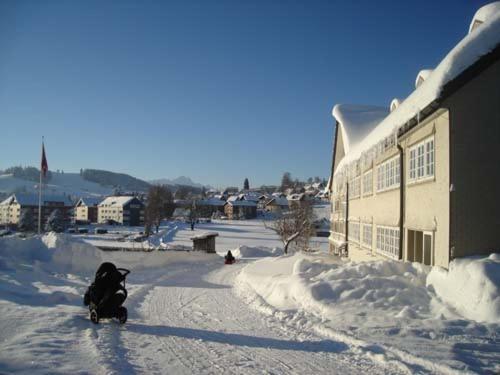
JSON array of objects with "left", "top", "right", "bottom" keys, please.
[
  {"left": 266, "top": 197, "right": 289, "bottom": 206},
  {"left": 197, "top": 198, "right": 226, "bottom": 206},
  {"left": 76, "top": 197, "right": 102, "bottom": 207},
  {"left": 191, "top": 231, "right": 219, "bottom": 240},
  {"left": 226, "top": 200, "right": 257, "bottom": 207},
  {"left": 332, "top": 104, "right": 390, "bottom": 155},
  {"left": 469, "top": 1, "right": 500, "bottom": 33},
  {"left": 334, "top": 6, "right": 500, "bottom": 175},
  {"left": 99, "top": 196, "right": 138, "bottom": 207},
  {"left": 0, "top": 193, "right": 73, "bottom": 206},
  {"left": 415, "top": 69, "right": 434, "bottom": 88},
  {"left": 227, "top": 195, "right": 240, "bottom": 202},
  {"left": 389, "top": 98, "right": 401, "bottom": 112},
  {"left": 287, "top": 193, "right": 305, "bottom": 201}
]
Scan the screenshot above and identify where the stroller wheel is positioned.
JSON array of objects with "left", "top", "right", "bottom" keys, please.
[
  {"left": 90, "top": 309, "right": 99, "bottom": 324},
  {"left": 118, "top": 307, "right": 127, "bottom": 324}
]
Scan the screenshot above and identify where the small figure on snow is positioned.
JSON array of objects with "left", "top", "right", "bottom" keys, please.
[
  {"left": 190, "top": 220, "right": 195, "bottom": 231},
  {"left": 224, "top": 250, "right": 235, "bottom": 264}
]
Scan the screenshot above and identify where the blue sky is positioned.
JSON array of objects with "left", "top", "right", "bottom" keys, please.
[{"left": 0, "top": 0, "right": 490, "bottom": 188}]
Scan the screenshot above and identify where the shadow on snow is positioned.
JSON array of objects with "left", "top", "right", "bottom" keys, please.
[{"left": 126, "top": 323, "right": 348, "bottom": 353}]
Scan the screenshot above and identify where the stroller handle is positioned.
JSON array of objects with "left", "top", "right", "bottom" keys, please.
[{"left": 117, "top": 268, "right": 130, "bottom": 277}]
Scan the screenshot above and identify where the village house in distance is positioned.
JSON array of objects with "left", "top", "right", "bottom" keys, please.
[
  {"left": 328, "top": 3, "right": 500, "bottom": 268},
  {"left": 74, "top": 197, "right": 101, "bottom": 224},
  {"left": 97, "top": 196, "right": 145, "bottom": 226},
  {"left": 0, "top": 193, "right": 73, "bottom": 226}
]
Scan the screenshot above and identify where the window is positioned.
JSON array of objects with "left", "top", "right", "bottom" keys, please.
[
  {"left": 363, "top": 170, "right": 373, "bottom": 196},
  {"left": 362, "top": 223, "right": 372, "bottom": 248},
  {"left": 348, "top": 221, "right": 360, "bottom": 242},
  {"left": 376, "top": 226, "right": 400, "bottom": 259},
  {"left": 376, "top": 155, "right": 400, "bottom": 192},
  {"left": 409, "top": 136, "right": 434, "bottom": 183},
  {"left": 407, "top": 230, "right": 433, "bottom": 265},
  {"left": 349, "top": 177, "right": 360, "bottom": 199}
]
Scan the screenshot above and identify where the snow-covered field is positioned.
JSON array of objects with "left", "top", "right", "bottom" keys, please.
[{"left": 0, "top": 220, "right": 499, "bottom": 374}]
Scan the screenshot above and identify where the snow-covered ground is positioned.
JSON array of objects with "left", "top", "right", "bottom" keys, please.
[
  {"left": 0, "top": 220, "right": 499, "bottom": 374},
  {"left": 237, "top": 253, "right": 500, "bottom": 374}
]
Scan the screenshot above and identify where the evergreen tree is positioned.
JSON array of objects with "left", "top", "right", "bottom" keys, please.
[
  {"left": 18, "top": 208, "right": 35, "bottom": 232},
  {"left": 243, "top": 178, "right": 250, "bottom": 191},
  {"left": 45, "top": 209, "right": 65, "bottom": 233},
  {"left": 280, "top": 172, "right": 292, "bottom": 191}
]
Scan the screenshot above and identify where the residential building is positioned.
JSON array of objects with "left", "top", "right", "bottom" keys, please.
[
  {"left": 224, "top": 200, "right": 257, "bottom": 219},
  {"left": 98, "top": 196, "right": 145, "bottom": 226},
  {"left": 0, "top": 193, "right": 73, "bottom": 227},
  {"left": 287, "top": 193, "right": 308, "bottom": 209},
  {"left": 196, "top": 198, "right": 226, "bottom": 217},
  {"left": 74, "top": 197, "right": 102, "bottom": 224},
  {"left": 328, "top": 3, "right": 500, "bottom": 268},
  {"left": 264, "top": 197, "right": 289, "bottom": 213}
]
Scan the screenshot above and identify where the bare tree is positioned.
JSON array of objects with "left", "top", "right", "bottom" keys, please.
[
  {"left": 266, "top": 202, "right": 314, "bottom": 254},
  {"left": 145, "top": 185, "right": 175, "bottom": 235}
]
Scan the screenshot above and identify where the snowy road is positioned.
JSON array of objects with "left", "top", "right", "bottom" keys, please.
[{"left": 87, "top": 259, "right": 404, "bottom": 374}]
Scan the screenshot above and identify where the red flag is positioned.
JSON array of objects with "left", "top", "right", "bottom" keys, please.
[{"left": 41, "top": 142, "right": 48, "bottom": 178}]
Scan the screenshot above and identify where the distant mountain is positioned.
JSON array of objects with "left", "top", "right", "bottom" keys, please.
[{"left": 149, "top": 176, "right": 210, "bottom": 189}]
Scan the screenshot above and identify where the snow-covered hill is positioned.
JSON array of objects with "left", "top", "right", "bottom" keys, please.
[{"left": 0, "top": 172, "right": 112, "bottom": 198}]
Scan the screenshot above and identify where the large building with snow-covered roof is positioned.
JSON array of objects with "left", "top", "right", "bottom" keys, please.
[
  {"left": 328, "top": 2, "right": 500, "bottom": 268},
  {"left": 74, "top": 197, "right": 102, "bottom": 224},
  {"left": 97, "top": 196, "right": 144, "bottom": 226},
  {"left": 0, "top": 193, "right": 73, "bottom": 227}
]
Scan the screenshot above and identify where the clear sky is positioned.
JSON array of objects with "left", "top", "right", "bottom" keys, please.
[{"left": 0, "top": 0, "right": 491, "bottom": 188}]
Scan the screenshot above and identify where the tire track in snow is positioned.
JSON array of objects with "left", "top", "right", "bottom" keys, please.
[{"left": 121, "top": 259, "right": 402, "bottom": 374}]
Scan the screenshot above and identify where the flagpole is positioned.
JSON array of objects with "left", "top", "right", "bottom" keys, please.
[{"left": 38, "top": 137, "right": 43, "bottom": 234}]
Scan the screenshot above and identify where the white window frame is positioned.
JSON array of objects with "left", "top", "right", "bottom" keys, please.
[
  {"left": 408, "top": 136, "right": 435, "bottom": 184},
  {"left": 362, "top": 170, "right": 373, "bottom": 196},
  {"left": 362, "top": 223, "right": 372, "bottom": 249},
  {"left": 348, "top": 221, "right": 360, "bottom": 243},
  {"left": 349, "top": 177, "right": 360, "bottom": 199},
  {"left": 376, "top": 155, "right": 400, "bottom": 193},
  {"left": 375, "top": 225, "right": 400, "bottom": 259}
]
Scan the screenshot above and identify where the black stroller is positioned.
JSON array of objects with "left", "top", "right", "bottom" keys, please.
[{"left": 83, "top": 262, "right": 130, "bottom": 324}]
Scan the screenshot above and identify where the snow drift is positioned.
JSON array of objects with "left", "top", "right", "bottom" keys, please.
[
  {"left": 237, "top": 253, "right": 500, "bottom": 325},
  {"left": 231, "top": 245, "right": 281, "bottom": 259},
  {"left": 427, "top": 253, "right": 500, "bottom": 323}
]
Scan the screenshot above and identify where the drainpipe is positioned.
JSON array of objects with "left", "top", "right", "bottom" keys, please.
[
  {"left": 345, "top": 182, "right": 349, "bottom": 256},
  {"left": 397, "top": 144, "right": 404, "bottom": 260}
]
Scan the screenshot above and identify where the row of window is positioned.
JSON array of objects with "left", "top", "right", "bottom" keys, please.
[
  {"left": 347, "top": 222, "right": 400, "bottom": 260},
  {"left": 348, "top": 136, "right": 435, "bottom": 199},
  {"left": 409, "top": 137, "right": 434, "bottom": 182},
  {"left": 377, "top": 155, "right": 400, "bottom": 192}
]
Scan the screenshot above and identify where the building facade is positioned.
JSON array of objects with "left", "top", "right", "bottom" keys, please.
[
  {"left": 328, "top": 4, "right": 500, "bottom": 268},
  {"left": 224, "top": 201, "right": 257, "bottom": 219},
  {"left": 98, "top": 196, "right": 145, "bottom": 226},
  {"left": 74, "top": 197, "right": 102, "bottom": 224},
  {"left": 0, "top": 193, "right": 73, "bottom": 228}
]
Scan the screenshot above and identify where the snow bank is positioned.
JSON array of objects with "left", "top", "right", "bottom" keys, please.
[
  {"left": 231, "top": 245, "right": 281, "bottom": 259},
  {"left": 427, "top": 253, "right": 500, "bottom": 323},
  {"left": 237, "top": 253, "right": 500, "bottom": 325},
  {"left": 0, "top": 233, "right": 217, "bottom": 276},
  {"left": 237, "top": 254, "right": 432, "bottom": 322}
]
